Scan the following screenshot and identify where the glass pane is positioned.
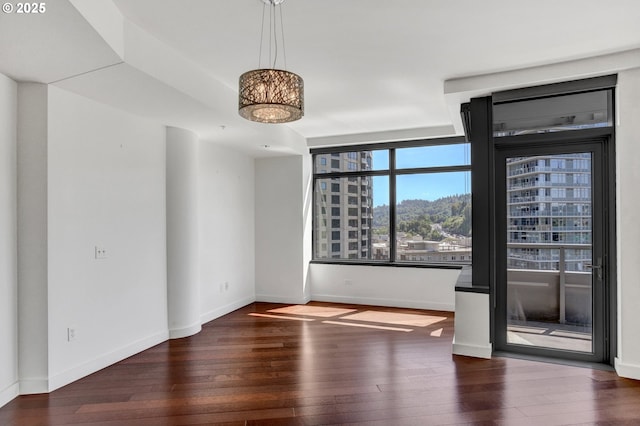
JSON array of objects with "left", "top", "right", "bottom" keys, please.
[
  {"left": 494, "top": 90, "right": 612, "bottom": 137},
  {"left": 314, "top": 176, "right": 389, "bottom": 260},
  {"left": 394, "top": 171, "right": 471, "bottom": 263},
  {"left": 314, "top": 150, "right": 388, "bottom": 173},
  {"left": 506, "top": 153, "right": 593, "bottom": 352},
  {"left": 396, "top": 143, "right": 470, "bottom": 169}
]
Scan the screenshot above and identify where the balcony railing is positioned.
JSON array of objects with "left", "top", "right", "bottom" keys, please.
[
  {"left": 508, "top": 166, "right": 591, "bottom": 176},
  {"left": 509, "top": 196, "right": 591, "bottom": 203},
  {"left": 506, "top": 243, "right": 592, "bottom": 325},
  {"left": 508, "top": 182, "right": 591, "bottom": 189},
  {"left": 507, "top": 226, "right": 591, "bottom": 232},
  {"left": 508, "top": 211, "right": 591, "bottom": 218}
]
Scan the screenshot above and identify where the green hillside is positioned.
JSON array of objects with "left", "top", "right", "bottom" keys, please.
[{"left": 373, "top": 194, "right": 471, "bottom": 240}]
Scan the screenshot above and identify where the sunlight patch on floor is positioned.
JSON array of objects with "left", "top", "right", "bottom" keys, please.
[
  {"left": 268, "top": 305, "right": 357, "bottom": 317},
  {"left": 248, "top": 313, "right": 315, "bottom": 322},
  {"left": 507, "top": 331, "right": 533, "bottom": 346},
  {"left": 252, "top": 305, "right": 448, "bottom": 334},
  {"left": 322, "top": 320, "right": 413, "bottom": 332},
  {"left": 508, "top": 325, "right": 546, "bottom": 335},
  {"left": 341, "top": 311, "right": 447, "bottom": 327},
  {"left": 507, "top": 327, "right": 592, "bottom": 352}
]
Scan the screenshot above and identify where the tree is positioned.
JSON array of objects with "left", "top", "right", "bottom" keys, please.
[
  {"left": 427, "top": 228, "right": 444, "bottom": 241},
  {"left": 442, "top": 202, "right": 471, "bottom": 237},
  {"left": 397, "top": 214, "right": 432, "bottom": 237}
]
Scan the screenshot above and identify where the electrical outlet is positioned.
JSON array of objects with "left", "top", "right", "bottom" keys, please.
[
  {"left": 344, "top": 279, "right": 353, "bottom": 286},
  {"left": 67, "top": 327, "right": 76, "bottom": 342},
  {"left": 95, "top": 246, "right": 107, "bottom": 259},
  {"left": 225, "top": 281, "right": 229, "bottom": 291}
]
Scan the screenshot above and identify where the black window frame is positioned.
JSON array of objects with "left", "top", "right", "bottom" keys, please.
[{"left": 311, "top": 136, "right": 470, "bottom": 268}]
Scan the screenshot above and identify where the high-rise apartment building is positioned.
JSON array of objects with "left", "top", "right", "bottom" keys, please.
[
  {"left": 313, "top": 152, "right": 374, "bottom": 259},
  {"left": 506, "top": 154, "right": 592, "bottom": 272}
]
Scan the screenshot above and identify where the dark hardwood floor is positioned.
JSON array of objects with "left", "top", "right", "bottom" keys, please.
[{"left": 2, "top": 301, "right": 640, "bottom": 425}]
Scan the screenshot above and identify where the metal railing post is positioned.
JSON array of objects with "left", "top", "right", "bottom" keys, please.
[{"left": 559, "top": 246, "right": 566, "bottom": 324}]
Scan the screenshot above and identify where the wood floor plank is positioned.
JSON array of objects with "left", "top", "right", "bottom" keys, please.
[{"left": 1, "top": 302, "right": 639, "bottom": 425}]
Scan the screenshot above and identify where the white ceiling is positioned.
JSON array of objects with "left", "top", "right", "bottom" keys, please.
[{"left": 1, "top": 0, "right": 639, "bottom": 156}]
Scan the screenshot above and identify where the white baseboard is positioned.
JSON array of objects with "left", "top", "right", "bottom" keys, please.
[
  {"left": 200, "top": 296, "right": 255, "bottom": 325},
  {"left": 0, "top": 381, "right": 20, "bottom": 408},
  {"left": 311, "top": 293, "right": 455, "bottom": 312},
  {"left": 255, "top": 293, "right": 311, "bottom": 305},
  {"left": 47, "top": 330, "right": 169, "bottom": 392},
  {"left": 18, "top": 377, "right": 48, "bottom": 395},
  {"left": 452, "top": 339, "right": 493, "bottom": 359},
  {"left": 169, "top": 322, "right": 202, "bottom": 339},
  {"left": 615, "top": 357, "right": 640, "bottom": 380}
]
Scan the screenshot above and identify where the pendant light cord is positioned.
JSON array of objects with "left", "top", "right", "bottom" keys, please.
[
  {"left": 271, "top": 2, "right": 278, "bottom": 69},
  {"left": 279, "top": 4, "right": 287, "bottom": 70},
  {"left": 257, "top": 0, "right": 288, "bottom": 70},
  {"left": 258, "top": 3, "right": 266, "bottom": 68}
]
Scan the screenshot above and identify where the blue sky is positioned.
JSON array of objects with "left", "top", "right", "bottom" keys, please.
[{"left": 372, "top": 144, "right": 471, "bottom": 207}]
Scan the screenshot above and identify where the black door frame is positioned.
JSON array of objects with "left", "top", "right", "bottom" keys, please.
[{"left": 493, "top": 131, "right": 614, "bottom": 363}]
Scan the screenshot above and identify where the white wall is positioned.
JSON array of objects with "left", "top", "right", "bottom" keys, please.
[
  {"left": 615, "top": 67, "right": 640, "bottom": 380},
  {"left": 310, "top": 264, "right": 458, "bottom": 311},
  {"left": 17, "top": 83, "right": 49, "bottom": 394},
  {"left": 0, "top": 73, "right": 19, "bottom": 406},
  {"left": 255, "top": 155, "right": 309, "bottom": 304},
  {"left": 45, "top": 86, "right": 168, "bottom": 390},
  {"left": 166, "top": 127, "right": 201, "bottom": 338},
  {"left": 199, "top": 143, "right": 256, "bottom": 323},
  {"left": 452, "top": 291, "right": 492, "bottom": 358}
]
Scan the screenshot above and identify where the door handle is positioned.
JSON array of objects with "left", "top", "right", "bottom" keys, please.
[{"left": 585, "top": 262, "right": 602, "bottom": 280}]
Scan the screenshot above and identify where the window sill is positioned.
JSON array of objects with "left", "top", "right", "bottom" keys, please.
[{"left": 310, "top": 260, "right": 465, "bottom": 270}]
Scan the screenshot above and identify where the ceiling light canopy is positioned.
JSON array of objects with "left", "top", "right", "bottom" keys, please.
[{"left": 238, "top": 0, "right": 304, "bottom": 124}]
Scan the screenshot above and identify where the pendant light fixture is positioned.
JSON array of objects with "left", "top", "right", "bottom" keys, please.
[{"left": 238, "top": 0, "right": 304, "bottom": 124}]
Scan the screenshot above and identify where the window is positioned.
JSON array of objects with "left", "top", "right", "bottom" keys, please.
[
  {"left": 312, "top": 138, "right": 471, "bottom": 265},
  {"left": 493, "top": 90, "right": 613, "bottom": 137}
]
